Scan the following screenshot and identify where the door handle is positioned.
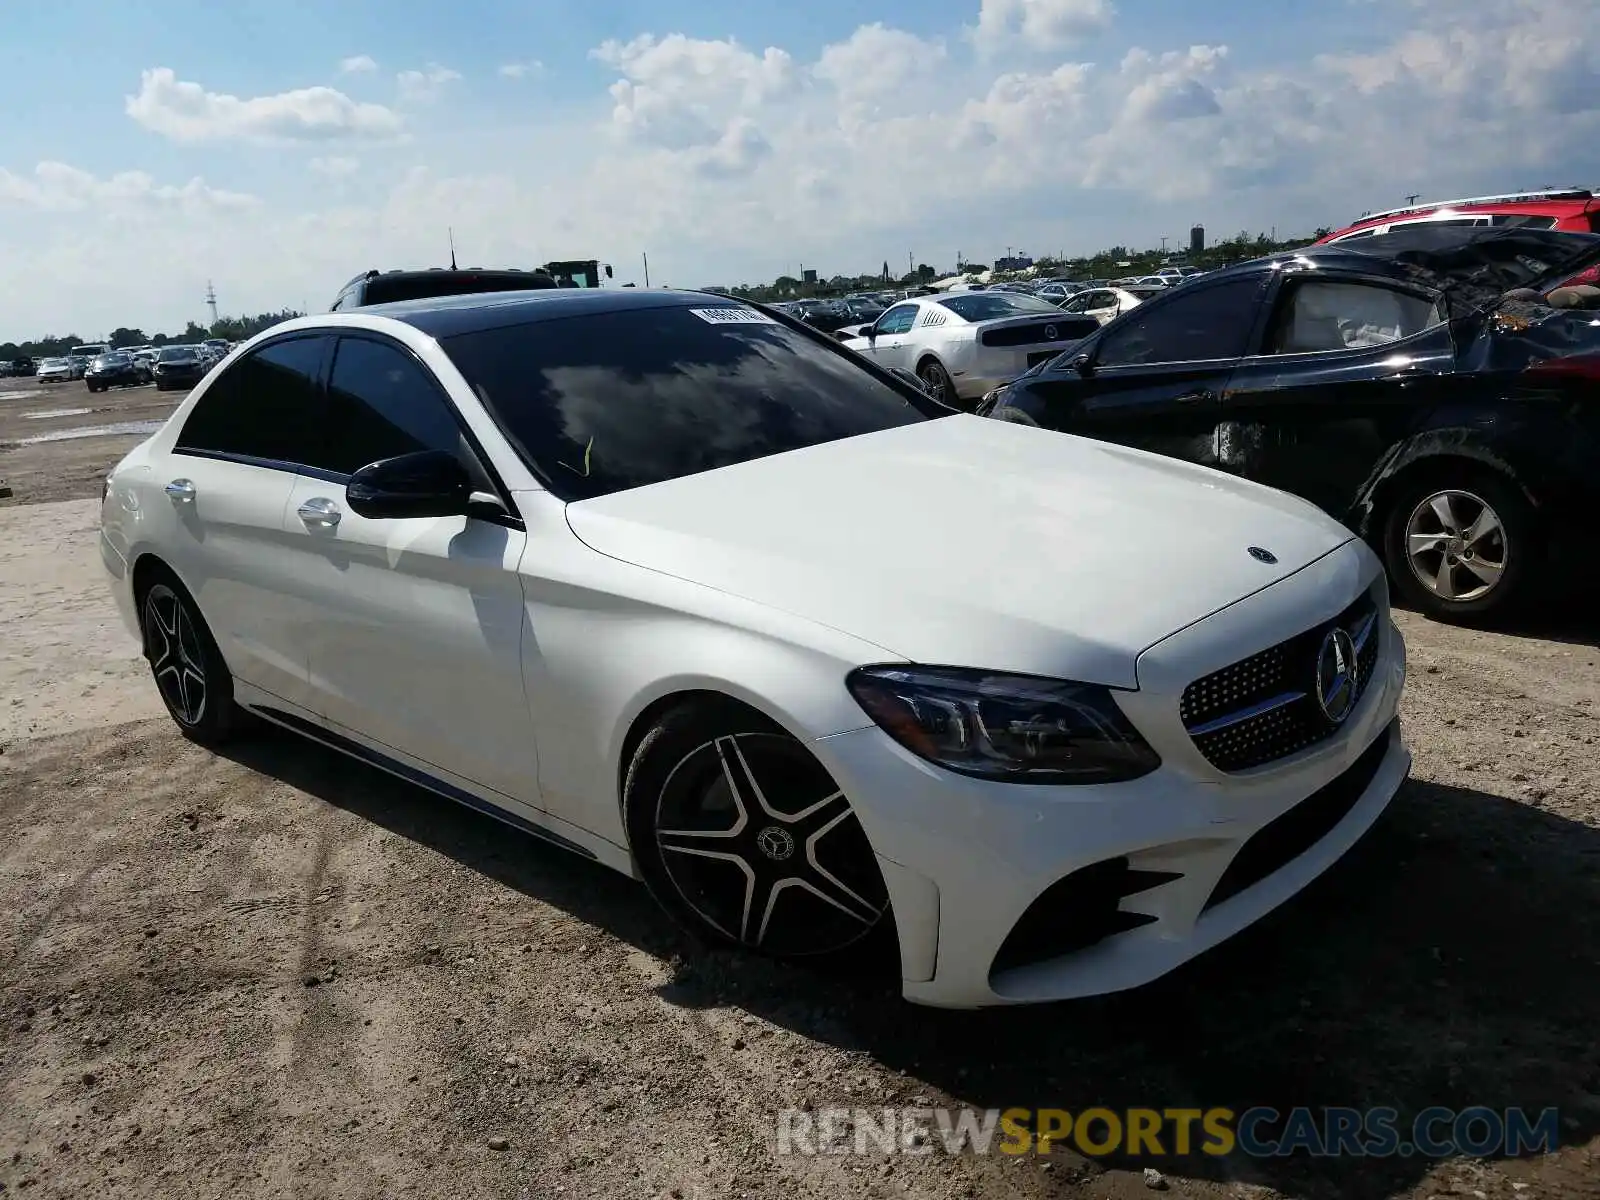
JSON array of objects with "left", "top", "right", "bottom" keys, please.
[
  {"left": 165, "top": 478, "right": 196, "bottom": 502},
  {"left": 1175, "top": 388, "right": 1215, "bottom": 404},
  {"left": 297, "top": 497, "right": 342, "bottom": 527}
]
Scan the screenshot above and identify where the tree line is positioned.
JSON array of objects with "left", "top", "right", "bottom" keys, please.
[{"left": 0, "top": 309, "right": 307, "bottom": 361}]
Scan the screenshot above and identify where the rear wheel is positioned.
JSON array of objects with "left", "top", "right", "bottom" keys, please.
[
  {"left": 624, "top": 703, "right": 891, "bottom": 961},
  {"left": 1382, "top": 469, "right": 1534, "bottom": 623},
  {"left": 916, "top": 358, "right": 958, "bottom": 407},
  {"left": 137, "top": 572, "right": 241, "bottom": 746}
]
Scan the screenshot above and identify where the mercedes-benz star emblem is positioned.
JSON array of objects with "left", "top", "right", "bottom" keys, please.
[
  {"left": 1247, "top": 546, "right": 1278, "bottom": 564},
  {"left": 756, "top": 826, "right": 796, "bottom": 862},
  {"left": 1045, "top": 324, "right": 1058, "bottom": 341},
  {"left": 1315, "top": 627, "right": 1358, "bottom": 725}
]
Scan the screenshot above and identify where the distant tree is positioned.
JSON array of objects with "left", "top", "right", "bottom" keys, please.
[
  {"left": 916, "top": 263, "right": 935, "bottom": 283},
  {"left": 108, "top": 327, "right": 147, "bottom": 348}
]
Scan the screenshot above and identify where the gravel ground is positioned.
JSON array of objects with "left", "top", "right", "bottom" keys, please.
[{"left": 1, "top": 401, "right": 1598, "bottom": 1199}]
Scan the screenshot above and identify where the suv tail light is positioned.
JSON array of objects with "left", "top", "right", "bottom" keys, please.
[{"left": 1524, "top": 353, "right": 1600, "bottom": 384}]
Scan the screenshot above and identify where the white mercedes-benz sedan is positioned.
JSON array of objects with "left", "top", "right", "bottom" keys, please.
[{"left": 99, "top": 289, "right": 1410, "bottom": 1008}]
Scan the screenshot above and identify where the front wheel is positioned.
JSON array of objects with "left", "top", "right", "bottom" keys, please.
[
  {"left": 138, "top": 575, "right": 241, "bottom": 745},
  {"left": 1382, "top": 470, "right": 1534, "bottom": 623},
  {"left": 624, "top": 703, "right": 892, "bottom": 961}
]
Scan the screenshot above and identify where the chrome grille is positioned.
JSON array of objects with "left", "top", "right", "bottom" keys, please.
[{"left": 1180, "top": 592, "right": 1380, "bottom": 773}]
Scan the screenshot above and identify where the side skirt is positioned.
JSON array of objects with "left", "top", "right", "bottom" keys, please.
[{"left": 247, "top": 702, "right": 601, "bottom": 861}]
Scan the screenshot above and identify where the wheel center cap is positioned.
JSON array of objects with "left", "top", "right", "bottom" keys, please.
[
  {"left": 755, "top": 826, "right": 795, "bottom": 862},
  {"left": 1446, "top": 536, "right": 1465, "bottom": 555}
]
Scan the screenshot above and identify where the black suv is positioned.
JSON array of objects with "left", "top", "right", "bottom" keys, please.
[
  {"left": 330, "top": 267, "right": 560, "bottom": 311},
  {"left": 978, "top": 225, "right": 1600, "bottom": 623}
]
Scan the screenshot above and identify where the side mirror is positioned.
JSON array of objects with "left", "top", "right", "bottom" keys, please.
[
  {"left": 1072, "top": 353, "right": 1095, "bottom": 378},
  {"left": 889, "top": 367, "right": 931, "bottom": 395},
  {"left": 347, "top": 450, "right": 472, "bottom": 520}
]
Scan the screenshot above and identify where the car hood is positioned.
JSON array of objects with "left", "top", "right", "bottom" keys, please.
[{"left": 563, "top": 416, "right": 1354, "bottom": 688}]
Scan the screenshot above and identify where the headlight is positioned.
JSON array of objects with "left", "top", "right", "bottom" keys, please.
[{"left": 845, "top": 665, "right": 1160, "bottom": 785}]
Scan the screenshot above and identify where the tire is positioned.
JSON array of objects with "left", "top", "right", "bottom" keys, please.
[
  {"left": 1381, "top": 466, "right": 1535, "bottom": 624},
  {"left": 136, "top": 570, "right": 242, "bottom": 746},
  {"left": 916, "top": 357, "right": 959, "bottom": 408},
  {"left": 991, "top": 406, "right": 1040, "bottom": 427},
  {"left": 623, "top": 702, "right": 892, "bottom": 962}
]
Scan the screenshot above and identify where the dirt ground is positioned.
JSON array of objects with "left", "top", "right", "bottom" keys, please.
[
  {"left": 0, "top": 376, "right": 184, "bottom": 508},
  {"left": 2, "top": 388, "right": 1599, "bottom": 1200}
]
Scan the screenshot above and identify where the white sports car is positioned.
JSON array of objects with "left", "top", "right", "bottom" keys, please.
[
  {"left": 100, "top": 289, "right": 1409, "bottom": 1008},
  {"left": 838, "top": 292, "right": 1101, "bottom": 406}
]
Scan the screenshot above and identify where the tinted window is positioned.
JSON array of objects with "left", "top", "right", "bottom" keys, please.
[
  {"left": 938, "top": 293, "right": 1059, "bottom": 320},
  {"left": 176, "top": 337, "right": 327, "bottom": 464},
  {"left": 1095, "top": 277, "right": 1264, "bottom": 366},
  {"left": 1267, "top": 280, "right": 1448, "bottom": 354},
  {"left": 875, "top": 304, "right": 919, "bottom": 334},
  {"left": 317, "top": 337, "right": 466, "bottom": 476},
  {"left": 442, "top": 304, "right": 942, "bottom": 502},
  {"left": 360, "top": 272, "right": 556, "bottom": 307},
  {"left": 159, "top": 347, "right": 197, "bottom": 362}
]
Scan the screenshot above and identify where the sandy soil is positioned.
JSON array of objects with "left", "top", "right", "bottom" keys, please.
[
  {"left": 0, "top": 377, "right": 184, "bottom": 507},
  {"left": 2, "top": 451, "right": 1599, "bottom": 1198}
]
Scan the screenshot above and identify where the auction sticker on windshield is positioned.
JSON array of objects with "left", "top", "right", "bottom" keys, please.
[{"left": 689, "top": 308, "right": 778, "bottom": 324}]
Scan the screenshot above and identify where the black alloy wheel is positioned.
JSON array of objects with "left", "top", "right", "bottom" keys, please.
[
  {"left": 139, "top": 575, "right": 240, "bottom": 745},
  {"left": 625, "top": 705, "right": 890, "bottom": 960}
]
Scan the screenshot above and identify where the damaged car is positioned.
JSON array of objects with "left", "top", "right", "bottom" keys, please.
[{"left": 977, "top": 225, "right": 1600, "bottom": 623}]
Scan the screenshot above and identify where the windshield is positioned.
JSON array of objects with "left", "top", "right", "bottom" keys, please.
[
  {"left": 441, "top": 302, "right": 945, "bottom": 502},
  {"left": 93, "top": 355, "right": 125, "bottom": 367},
  {"left": 937, "top": 293, "right": 1061, "bottom": 320}
]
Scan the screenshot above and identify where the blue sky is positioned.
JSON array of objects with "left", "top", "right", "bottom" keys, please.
[{"left": 2, "top": 0, "right": 1596, "bottom": 337}]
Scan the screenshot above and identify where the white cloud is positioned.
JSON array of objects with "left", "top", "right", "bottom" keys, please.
[
  {"left": 308, "top": 156, "right": 360, "bottom": 177},
  {"left": 5, "top": 0, "right": 1600, "bottom": 336},
  {"left": 592, "top": 34, "right": 795, "bottom": 153},
  {"left": 498, "top": 61, "right": 543, "bottom": 79},
  {"left": 0, "top": 161, "right": 258, "bottom": 214},
  {"left": 340, "top": 55, "right": 377, "bottom": 74},
  {"left": 970, "top": 0, "right": 1116, "bottom": 54},
  {"left": 126, "top": 68, "right": 405, "bottom": 144},
  {"left": 397, "top": 64, "right": 462, "bottom": 102}
]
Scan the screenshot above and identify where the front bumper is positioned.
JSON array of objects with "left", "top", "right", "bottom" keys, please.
[{"left": 811, "top": 545, "right": 1409, "bottom": 1008}]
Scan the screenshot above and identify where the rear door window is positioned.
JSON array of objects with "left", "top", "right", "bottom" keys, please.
[
  {"left": 1265, "top": 280, "right": 1448, "bottom": 354},
  {"left": 175, "top": 336, "right": 329, "bottom": 467}
]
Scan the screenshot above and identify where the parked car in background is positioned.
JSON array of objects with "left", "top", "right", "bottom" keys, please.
[
  {"left": 2, "top": 357, "right": 35, "bottom": 377},
  {"left": 1055, "top": 285, "right": 1161, "bottom": 324},
  {"left": 1318, "top": 187, "right": 1600, "bottom": 245},
  {"left": 36, "top": 357, "right": 72, "bottom": 383},
  {"left": 978, "top": 225, "right": 1600, "bottom": 623},
  {"left": 65, "top": 353, "right": 91, "bottom": 380},
  {"left": 99, "top": 286, "right": 1410, "bottom": 1007},
  {"left": 152, "top": 345, "right": 207, "bottom": 391},
  {"left": 1035, "top": 281, "right": 1084, "bottom": 303},
  {"left": 840, "top": 291, "right": 1100, "bottom": 405},
  {"left": 330, "top": 266, "right": 560, "bottom": 311},
  {"left": 85, "top": 352, "right": 147, "bottom": 392}
]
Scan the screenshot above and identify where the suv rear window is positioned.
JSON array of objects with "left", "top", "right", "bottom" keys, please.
[
  {"left": 440, "top": 303, "right": 944, "bottom": 501},
  {"left": 360, "top": 272, "right": 558, "bottom": 306}
]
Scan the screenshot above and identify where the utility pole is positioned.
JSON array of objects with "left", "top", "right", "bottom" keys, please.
[
  {"left": 1160, "top": 236, "right": 1169, "bottom": 253},
  {"left": 449, "top": 227, "right": 457, "bottom": 269},
  {"left": 642, "top": 252, "right": 650, "bottom": 287},
  {"left": 204, "top": 281, "right": 219, "bottom": 328},
  {"left": 908, "top": 250, "right": 914, "bottom": 278},
  {"left": 1405, "top": 193, "right": 1421, "bottom": 205}
]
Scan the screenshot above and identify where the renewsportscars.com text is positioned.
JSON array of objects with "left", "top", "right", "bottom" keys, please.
[{"left": 776, "top": 1105, "right": 1560, "bottom": 1159}]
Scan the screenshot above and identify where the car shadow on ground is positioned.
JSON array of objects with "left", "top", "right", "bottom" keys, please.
[{"left": 221, "top": 731, "right": 1600, "bottom": 1199}]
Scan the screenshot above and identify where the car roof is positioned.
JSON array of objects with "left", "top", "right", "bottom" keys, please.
[{"left": 359, "top": 287, "right": 743, "bottom": 339}]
